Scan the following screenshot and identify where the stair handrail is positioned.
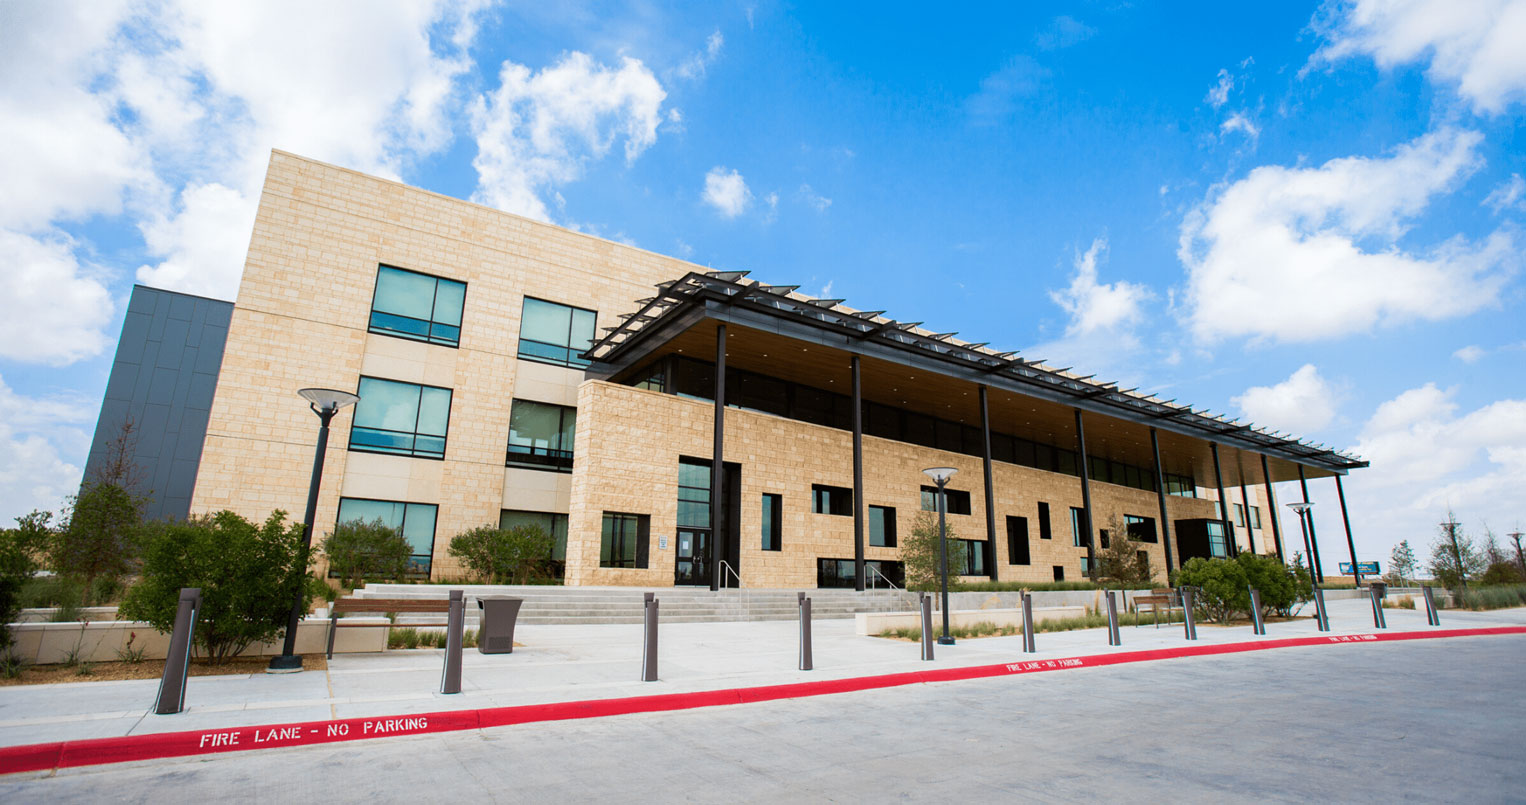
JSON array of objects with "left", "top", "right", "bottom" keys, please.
[
  {"left": 865, "top": 564, "right": 918, "bottom": 610},
  {"left": 717, "top": 560, "right": 750, "bottom": 620}
]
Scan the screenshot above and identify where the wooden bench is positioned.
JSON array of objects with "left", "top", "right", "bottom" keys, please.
[
  {"left": 1132, "top": 588, "right": 1179, "bottom": 628},
  {"left": 326, "top": 597, "right": 453, "bottom": 659}
]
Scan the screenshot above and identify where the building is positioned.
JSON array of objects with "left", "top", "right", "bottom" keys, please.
[{"left": 89, "top": 150, "right": 1367, "bottom": 589}]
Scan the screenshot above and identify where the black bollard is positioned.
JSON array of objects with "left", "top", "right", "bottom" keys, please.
[
  {"left": 154, "top": 587, "right": 201, "bottom": 715},
  {"left": 1180, "top": 587, "right": 1198, "bottom": 641},
  {"left": 919, "top": 594, "right": 935, "bottom": 661},
  {"left": 1104, "top": 590, "right": 1121, "bottom": 647},
  {"left": 1422, "top": 586, "right": 1441, "bottom": 626},
  {"left": 1312, "top": 587, "right": 1330, "bottom": 632},
  {"left": 798, "top": 592, "right": 813, "bottom": 671},
  {"left": 440, "top": 589, "right": 464, "bottom": 694},
  {"left": 1369, "top": 586, "right": 1387, "bottom": 629},
  {"left": 641, "top": 592, "right": 659, "bottom": 682},
  {"left": 1021, "top": 591, "right": 1036, "bottom": 654},
  {"left": 1248, "top": 587, "right": 1266, "bottom": 635}
]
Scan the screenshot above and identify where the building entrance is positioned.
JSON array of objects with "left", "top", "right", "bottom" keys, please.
[{"left": 675, "top": 528, "right": 711, "bottom": 586}]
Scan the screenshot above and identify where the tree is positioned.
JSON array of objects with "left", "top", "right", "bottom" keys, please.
[
  {"left": 322, "top": 518, "right": 412, "bottom": 588},
  {"left": 1479, "top": 561, "right": 1525, "bottom": 586},
  {"left": 1481, "top": 525, "right": 1507, "bottom": 567},
  {"left": 1387, "top": 540, "right": 1416, "bottom": 586},
  {"left": 1094, "top": 519, "right": 1155, "bottom": 587},
  {"left": 1510, "top": 530, "right": 1525, "bottom": 576},
  {"left": 900, "top": 511, "right": 957, "bottom": 592},
  {"left": 0, "top": 512, "right": 53, "bottom": 654},
  {"left": 448, "top": 524, "right": 554, "bottom": 584},
  {"left": 52, "top": 417, "right": 150, "bottom": 604},
  {"left": 119, "top": 510, "right": 312, "bottom": 663},
  {"left": 1239, "top": 552, "right": 1300, "bottom": 618},
  {"left": 1428, "top": 514, "right": 1485, "bottom": 593}
]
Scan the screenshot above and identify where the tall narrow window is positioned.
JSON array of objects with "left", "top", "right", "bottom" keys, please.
[
  {"left": 337, "top": 498, "right": 438, "bottom": 573},
  {"left": 349, "top": 377, "right": 452, "bottom": 460},
  {"left": 518, "top": 297, "right": 597, "bottom": 368},
  {"left": 506, "top": 400, "right": 576, "bottom": 471},
  {"left": 1006, "top": 516, "right": 1030, "bottom": 565},
  {"left": 1070, "top": 506, "right": 1089, "bottom": 548},
  {"left": 1053, "top": 565, "right": 1065, "bottom": 581},
  {"left": 1038, "top": 502, "right": 1052, "bottom": 539},
  {"left": 678, "top": 459, "right": 712, "bottom": 529},
  {"left": 761, "top": 493, "right": 782, "bottom": 551},
  {"left": 368, "top": 265, "right": 466, "bottom": 347},
  {"left": 1206, "top": 520, "right": 1228, "bottom": 558},
  {"left": 600, "top": 512, "right": 649, "bottom": 568},
  {"left": 1248, "top": 505, "right": 1262, "bottom": 529},
  {"left": 1234, "top": 503, "right": 1246, "bottom": 529},
  {"left": 952, "top": 539, "right": 986, "bottom": 576},
  {"left": 869, "top": 505, "right": 897, "bottom": 547}
]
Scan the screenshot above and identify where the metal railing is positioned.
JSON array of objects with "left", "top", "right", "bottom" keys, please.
[
  {"left": 718, "top": 560, "right": 749, "bottom": 619},
  {"left": 865, "top": 565, "right": 918, "bottom": 610}
]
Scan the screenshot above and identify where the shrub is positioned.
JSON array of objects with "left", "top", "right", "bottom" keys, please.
[
  {"left": 447, "top": 524, "right": 554, "bottom": 584},
  {"left": 1238, "top": 552, "right": 1301, "bottom": 617},
  {"left": 1174, "top": 557, "right": 1250, "bottom": 623},
  {"left": 1455, "top": 584, "right": 1526, "bottom": 611},
  {"left": 52, "top": 481, "right": 146, "bottom": 605},
  {"left": 322, "top": 518, "right": 412, "bottom": 588},
  {"left": 1479, "top": 561, "right": 1525, "bottom": 586},
  {"left": 119, "top": 510, "right": 313, "bottom": 664},
  {"left": 0, "top": 511, "right": 52, "bottom": 654}
]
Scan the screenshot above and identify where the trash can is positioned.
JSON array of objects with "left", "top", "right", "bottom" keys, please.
[{"left": 476, "top": 596, "right": 523, "bottom": 654}]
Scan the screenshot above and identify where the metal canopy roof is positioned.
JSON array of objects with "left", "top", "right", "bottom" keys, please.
[{"left": 583, "top": 270, "right": 1367, "bottom": 475}]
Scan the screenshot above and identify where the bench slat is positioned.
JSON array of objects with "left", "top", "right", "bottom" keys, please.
[{"left": 332, "top": 598, "right": 452, "bottom": 613}]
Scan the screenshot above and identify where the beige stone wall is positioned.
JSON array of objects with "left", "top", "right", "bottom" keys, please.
[
  {"left": 566, "top": 381, "right": 1223, "bottom": 588},
  {"left": 192, "top": 151, "right": 700, "bottom": 575}
]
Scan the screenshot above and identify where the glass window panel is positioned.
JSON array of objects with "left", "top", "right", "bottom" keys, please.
[
  {"left": 904, "top": 413, "right": 935, "bottom": 448},
  {"left": 570, "top": 307, "right": 596, "bottom": 352},
  {"left": 1056, "top": 449, "right": 1077, "bottom": 476},
  {"left": 433, "top": 278, "right": 465, "bottom": 327},
  {"left": 417, "top": 386, "right": 451, "bottom": 436},
  {"left": 355, "top": 378, "right": 420, "bottom": 433},
  {"left": 509, "top": 401, "right": 561, "bottom": 452},
  {"left": 520, "top": 298, "right": 572, "bottom": 345},
  {"left": 869, "top": 505, "right": 896, "bottom": 547},
  {"left": 401, "top": 503, "right": 436, "bottom": 557},
  {"left": 337, "top": 498, "right": 404, "bottom": 528},
  {"left": 373, "top": 267, "right": 436, "bottom": 320},
  {"left": 1015, "top": 439, "right": 1037, "bottom": 468},
  {"left": 1034, "top": 444, "right": 1054, "bottom": 471}
]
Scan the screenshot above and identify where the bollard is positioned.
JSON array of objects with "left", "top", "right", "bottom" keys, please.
[
  {"left": 798, "top": 592, "right": 813, "bottom": 671},
  {"left": 1020, "top": 591, "right": 1036, "bottom": 653},
  {"left": 919, "top": 594, "right": 935, "bottom": 661},
  {"left": 1104, "top": 590, "right": 1121, "bottom": 647},
  {"left": 1312, "top": 587, "right": 1330, "bottom": 632},
  {"left": 641, "top": 592, "right": 659, "bottom": 682},
  {"left": 1422, "top": 586, "right": 1441, "bottom": 626},
  {"left": 1369, "top": 586, "right": 1387, "bottom": 629},
  {"left": 440, "top": 589, "right": 464, "bottom": 695},
  {"left": 1248, "top": 587, "right": 1266, "bottom": 636},
  {"left": 1180, "top": 587, "right": 1198, "bottom": 641},
  {"left": 154, "top": 587, "right": 201, "bottom": 715}
]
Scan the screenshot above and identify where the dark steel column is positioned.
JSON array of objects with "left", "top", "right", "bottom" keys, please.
[
  {"left": 979, "top": 385, "right": 997, "bottom": 580},
  {"left": 1210, "top": 443, "right": 1235, "bottom": 557},
  {"left": 710, "top": 324, "right": 726, "bottom": 592},
  {"left": 852, "top": 356, "right": 865, "bottom": 591},
  {"left": 1073, "top": 409, "right": 1096, "bottom": 575},
  {"left": 1336, "top": 474, "right": 1360, "bottom": 585},
  {"left": 1150, "top": 427, "right": 1175, "bottom": 575},
  {"left": 1297, "top": 465, "right": 1324, "bottom": 582},
  {"left": 1238, "top": 479, "right": 1257, "bottom": 555},
  {"left": 1261, "top": 454, "right": 1284, "bottom": 561}
]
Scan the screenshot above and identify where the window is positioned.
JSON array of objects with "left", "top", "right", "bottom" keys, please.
[
  {"left": 818, "top": 559, "right": 903, "bottom": 589},
  {"left": 1166, "top": 473, "right": 1197, "bottom": 497},
  {"left": 1235, "top": 503, "right": 1262, "bottom": 529},
  {"left": 368, "top": 265, "right": 465, "bottom": 347},
  {"left": 761, "top": 494, "right": 782, "bottom": 551},
  {"left": 1080, "top": 556, "right": 1092, "bottom": 576},
  {"left": 600, "top": 512, "right": 649, "bottom": 568},
  {"left": 952, "top": 539, "right": 986, "bottom": 576},
  {"left": 1099, "top": 529, "right": 1110, "bottom": 550},
  {"left": 1053, "top": 565, "right": 1065, "bottom": 581},
  {"left": 1137, "top": 550, "right": 1151, "bottom": 572},
  {"left": 1070, "top": 506, "right": 1089, "bottom": 548},
  {"left": 812, "top": 484, "right": 853, "bottom": 516},
  {"left": 1006, "top": 516, "right": 1030, "bottom": 565},
  {"left": 678, "top": 459, "right": 711, "bottom": 529},
  {"left": 1206, "top": 520, "right": 1228, "bottom": 558},
  {"left": 506, "top": 400, "right": 575, "bottom": 471},
  {"left": 920, "top": 486, "right": 972, "bottom": 515},
  {"left": 1126, "top": 514, "right": 1157, "bottom": 543},
  {"left": 518, "top": 297, "right": 596, "bottom": 368},
  {"left": 869, "top": 505, "right": 896, "bottom": 547},
  {"left": 350, "top": 377, "right": 451, "bottom": 459},
  {"left": 499, "top": 510, "right": 568, "bottom": 562},
  {"left": 337, "top": 498, "right": 437, "bottom": 573},
  {"left": 1038, "top": 502, "right": 1052, "bottom": 539}
]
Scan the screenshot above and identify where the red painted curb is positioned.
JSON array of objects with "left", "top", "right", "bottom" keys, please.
[{"left": 3, "top": 625, "right": 1521, "bottom": 775}]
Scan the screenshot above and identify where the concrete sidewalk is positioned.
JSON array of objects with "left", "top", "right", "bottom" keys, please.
[{"left": 2, "top": 597, "right": 1522, "bottom": 751}]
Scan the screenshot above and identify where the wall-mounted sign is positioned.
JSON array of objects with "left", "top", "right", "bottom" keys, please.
[{"left": 659, "top": 535, "right": 669, "bottom": 550}]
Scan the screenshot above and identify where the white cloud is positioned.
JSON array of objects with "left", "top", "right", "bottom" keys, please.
[
  {"left": 675, "top": 30, "right": 724, "bottom": 80},
  {"left": 0, "top": 373, "right": 96, "bottom": 525},
  {"left": 1484, "top": 173, "right": 1526, "bottom": 212},
  {"left": 1035, "top": 16, "right": 1095, "bottom": 51},
  {"left": 1453, "top": 344, "right": 1487, "bottom": 363},
  {"left": 1180, "top": 128, "right": 1516, "bottom": 344},
  {"left": 798, "top": 184, "right": 833, "bottom": 212},
  {"left": 472, "top": 51, "right": 667, "bottom": 221},
  {"left": 966, "top": 56, "right": 1048, "bottom": 125},
  {"left": 1221, "top": 111, "right": 1261, "bottom": 141},
  {"left": 135, "top": 183, "right": 259, "bottom": 298},
  {"left": 1206, "top": 68, "right": 1234, "bottom": 108},
  {"left": 1233, "top": 364, "right": 1339, "bottom": 434},
  {"left": 1049, "top": 239, "right": 1153, "bottom": 337},
  {"left": 1314, "top": 0, "right": 1526, "bottom": 114},
  {"left": 702, "top": 167, "right": 752, "bottom": 218},
  {"left": 0, "top": 230, "right": 114, "bottom": 366}
]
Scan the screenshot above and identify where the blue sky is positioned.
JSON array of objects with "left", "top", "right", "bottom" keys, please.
[{"left": 2, "top": 1, "right": 1523, "bottom": 569}]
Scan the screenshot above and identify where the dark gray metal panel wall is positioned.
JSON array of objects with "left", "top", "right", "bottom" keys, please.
[{"left": 83, "top": 285, "right": 232, "bottom": 521}]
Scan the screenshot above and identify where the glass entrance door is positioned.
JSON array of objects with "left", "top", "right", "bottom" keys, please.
[{"left": 675, "top": 528, "right": 711, "bottom": 586}]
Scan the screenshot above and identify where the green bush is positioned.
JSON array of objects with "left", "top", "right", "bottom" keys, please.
[
  {"left": 322, "top": 518, "right": 413, "bottom": 588},
  {"left": 1, "top": 511, "right": 53, "bottom": 653},
  {"left": 447, "top": 524, "right": 554, "bottom": 584},
  {"left": 1455, "top": 584, "right": 1526, "bottom": 611},
  {"left": 119, "top": 510, "right": 313, "bottom": 664},
  {"left": 1174, "top": 554, "right": 1310, "bottom": 623},
  {"left": 52, "top": 481, "right": 146, "bottom": 605},
  {"left": 1479, "top": 561, "right": 1525, "bottom": 586}
]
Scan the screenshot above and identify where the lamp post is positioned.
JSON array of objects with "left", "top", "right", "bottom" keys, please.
[
  {"left": 922, "top": 466, "right": 958, "bottom": 646},
  {"left": 268, "top": 388, "right": 359, "bottom": 673},
  {"left": 1286, "top": 501, "right": 1318, "bottom": 586}
]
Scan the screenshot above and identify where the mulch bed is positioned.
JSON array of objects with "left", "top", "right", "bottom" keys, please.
[{"left": 0, "top": 654, "right": 328, "bottom": 686}]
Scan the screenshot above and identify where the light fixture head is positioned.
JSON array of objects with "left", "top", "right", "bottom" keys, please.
[
  {"left": 1285, "top": 501, "right": 1314, "bottom": 514},
  {"left": 922, "top": 466, "right": 958, "bottom": 485},
  {"left": 298, "top": 387, "right": 360, "bottom": 413}
]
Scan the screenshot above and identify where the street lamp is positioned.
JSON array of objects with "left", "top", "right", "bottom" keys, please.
[
  {"left": 922, "top": 466, "right": 958, "bottom": 646},
  {"left": 1286, "top": 501, "right": 1318, "bottom": 585},
  {"left": 268, "top": 387, "right": 360, "bottom": 673}
]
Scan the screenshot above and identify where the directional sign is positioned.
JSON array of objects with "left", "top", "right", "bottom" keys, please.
[{"left": 1339, "top": 561, "right": 1380, "bottom": 575}]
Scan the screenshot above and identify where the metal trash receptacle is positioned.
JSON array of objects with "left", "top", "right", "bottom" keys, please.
[{"left": 476, "top": 596, "right": 523, "bottom": 654}]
